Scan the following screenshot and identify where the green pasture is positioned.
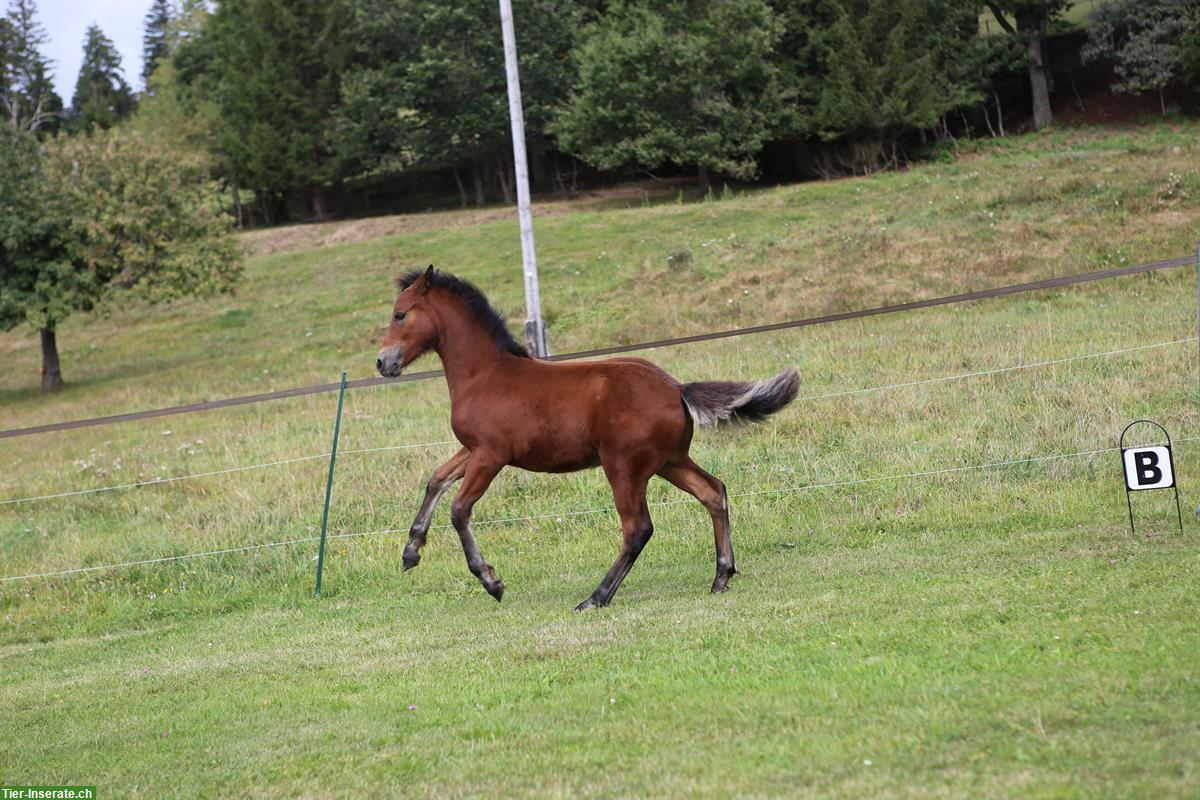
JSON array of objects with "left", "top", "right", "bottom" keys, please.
[{"left": 2, "top": 123, "right": 1199, "bottom": 797}]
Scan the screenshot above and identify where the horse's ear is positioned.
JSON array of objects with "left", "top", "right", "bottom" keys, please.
[{"left": 412, "top": 265, "right": 435, "bottom": 296}]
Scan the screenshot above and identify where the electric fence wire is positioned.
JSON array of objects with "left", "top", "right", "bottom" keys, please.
[
  {"left": 5, "top": 435, "right": 1198, "bottom": 583},
  {"left": 2, "top": 337, "right": 1192, "bottom": 508}
]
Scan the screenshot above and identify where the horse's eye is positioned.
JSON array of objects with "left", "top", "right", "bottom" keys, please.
[{"left": 394, "top": 311, "right": 407, "bottom": 323}]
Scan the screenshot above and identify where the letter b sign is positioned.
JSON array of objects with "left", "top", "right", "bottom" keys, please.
[{"left": 1122, "top": 446, "right": 1174, "bottom": 491}]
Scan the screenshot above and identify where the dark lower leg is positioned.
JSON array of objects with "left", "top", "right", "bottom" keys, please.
[
  {"left": 403, "top": 448, "right": 469, "bottom": 570},
  {"left": 452, "top": 503, "right": 505, "bottom": 601},
  {"left": 576, "top": 454, "right": 659, "bottom": 611},
  {"left": 575, "top": 512, "right": 652, "bottom": 611},
  {"left": 710, "top": 502, "right": 736, "bottom": 592},
  {"left": 449, "top": 458, "right": 505, "bottom": 601},
  {"left": 402, "top": 479, "right": 453, "bottom": 569},
  {"left": 706, "top": 475, "right": 735, "bottom": 593}
]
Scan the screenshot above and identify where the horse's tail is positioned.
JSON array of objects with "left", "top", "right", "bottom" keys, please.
[{"left": 681, "top": 369, "right": 800, "bottom": 428}]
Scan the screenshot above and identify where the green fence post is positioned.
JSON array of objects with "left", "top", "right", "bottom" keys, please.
[{"left": 315, "top": 371, "right": 347, "bottom": 598}]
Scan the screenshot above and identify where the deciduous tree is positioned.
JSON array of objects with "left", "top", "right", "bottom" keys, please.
[
  {"left": 983, "top": 0, "right": 1070, "bottom": 129},
  {"left": 132, "top": 1, "right": 223, "bottom": 174},
  {"left": 1083, "top": 0, "right": 1199, "bottom": 114},
  {"left": 141, "top": 0, "right": 225, "bottom": 173},
  {"left": 0, "top": 127, "right": 241, "bottom": 391}
]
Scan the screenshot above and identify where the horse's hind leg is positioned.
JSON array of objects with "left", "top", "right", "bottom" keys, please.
[
  {"left": 450, "top": 455, "right": 506, "bottom": 601},
  {"left": 657, "top": 458, "right": 735, "bottom": 593},
  {"left": 575, "top": 459, "right": 656, "bottom": 611},
  {"left": 403, "top": 447, "right": 470, "bottom": 571}
]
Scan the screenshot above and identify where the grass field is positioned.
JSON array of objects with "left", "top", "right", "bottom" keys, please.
[{"left": 2, "top": 122, "right": 1199, "bottom": 797}]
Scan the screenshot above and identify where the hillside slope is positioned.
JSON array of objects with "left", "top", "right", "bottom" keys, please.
[{"left": 1, "top": 123, "right": 1197, "bottom": 430}]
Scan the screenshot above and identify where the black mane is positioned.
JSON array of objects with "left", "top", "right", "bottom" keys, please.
[{"left": 397, "top": 269, "right": 530, "bottom": 358}]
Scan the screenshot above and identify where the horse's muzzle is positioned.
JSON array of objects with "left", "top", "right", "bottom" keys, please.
[{"left": 377, "top": 346, "right": 403, "bottom": 378}]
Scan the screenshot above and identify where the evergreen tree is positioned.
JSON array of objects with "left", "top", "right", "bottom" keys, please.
[
  {"left": 142, "top": 0, "right": 172, "bottom": 91},
  {"left": 0, "top": 16, "right": 14, "bottom": 109},
  {"left": 1182, "top": 5, "right": 1200, "bottom": 83},
  {"left": 335, "top": 0, "right": 586, "bottom": 206},
  {"left": 765, "top": 0, "right": 838, "bottom": 139},
  {"left": 2, "top": 0, "right": 62, "bottom": 132},
  {"left": 208, "top": 0, "right": 353, "bottom": 220},
  {"left": 804, "top": 0, "right": 983, "bottom": 169},
  {"left": 70, "top": 23, "right": 135, "bottom": 129}
]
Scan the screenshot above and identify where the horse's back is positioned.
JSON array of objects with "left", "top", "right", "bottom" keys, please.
[
  {"left": 597, "top": 356, "right": 680, "bottom": 386},
  {"left": 569, "top": 358, "right": 688, "bottom": 459},
  {"left": 468, "top": 356, "right": 688, "bottom": 474}
]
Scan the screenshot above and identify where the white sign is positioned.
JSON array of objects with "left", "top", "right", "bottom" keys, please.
[{"left": 1122, "top": 446, "right": 1175, "bottom": 491}]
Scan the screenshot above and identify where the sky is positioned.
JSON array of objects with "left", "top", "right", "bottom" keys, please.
[{"left": 37, "top": 0, "right": 151, "bottom": 98}]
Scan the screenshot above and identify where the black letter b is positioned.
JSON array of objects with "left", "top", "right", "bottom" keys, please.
[{"left": 1134, "top": 451, "right": 1162, "bottom": 486}]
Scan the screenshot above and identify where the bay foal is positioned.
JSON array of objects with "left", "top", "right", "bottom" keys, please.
[{"left": 376, "top": 267, "right": 798, "bottom": 610}]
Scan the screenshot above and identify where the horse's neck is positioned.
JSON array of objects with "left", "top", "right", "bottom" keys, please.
[{"left": 434, "top": 303, "right": 508, "bottom": 393}]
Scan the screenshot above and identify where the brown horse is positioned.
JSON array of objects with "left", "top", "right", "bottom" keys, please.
[{"left": 376, "top": 266, "right": 798, "bottom": 610}]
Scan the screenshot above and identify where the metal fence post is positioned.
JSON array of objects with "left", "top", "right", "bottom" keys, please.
[{"left": 315, "top": 371, "right": 347, "bottom": 597}]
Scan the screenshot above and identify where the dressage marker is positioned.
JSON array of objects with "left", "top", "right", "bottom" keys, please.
[{"left": 1119, "top": 419, "right": 1183, "bottom": 536}]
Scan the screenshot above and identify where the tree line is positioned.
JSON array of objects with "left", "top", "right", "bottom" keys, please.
[
  {"left": 9, "top": 0, "right": 1200, "bottom": 220},
  {"left": 158, "top": 0, "right": 1200, "bottom": 222},
  {"left": 14, "top": 0, "right": 1197, "bottom": 224}
]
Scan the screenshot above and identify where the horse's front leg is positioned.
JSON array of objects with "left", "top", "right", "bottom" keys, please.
[
  {"left": 403, "top": 447, "right": 470, "bottom": 571},
  {"left": 450, "top": 455, "right": 506, "bottom": 601}
]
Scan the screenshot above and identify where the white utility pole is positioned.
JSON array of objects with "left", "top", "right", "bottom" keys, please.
[{"left": 499, "top": 0, "right": 550, "bottom": 357}]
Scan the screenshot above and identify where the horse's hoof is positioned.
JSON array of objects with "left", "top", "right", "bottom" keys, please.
[
  {"left": 401, "top": 546, "right": 421, "bottom": 571},
  {"left": 711, "top": 565, "right": 737, "bottom": 593},
  {"left": 574, "top": 597, "right": 599, "bottom": 612},
  {"left": 485, "top": 580, "right": 505, "bottom": 602}
]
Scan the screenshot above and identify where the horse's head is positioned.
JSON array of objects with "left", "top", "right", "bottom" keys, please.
[{"left": 377, "top": 265, "right": 439, "bottom": 377}]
